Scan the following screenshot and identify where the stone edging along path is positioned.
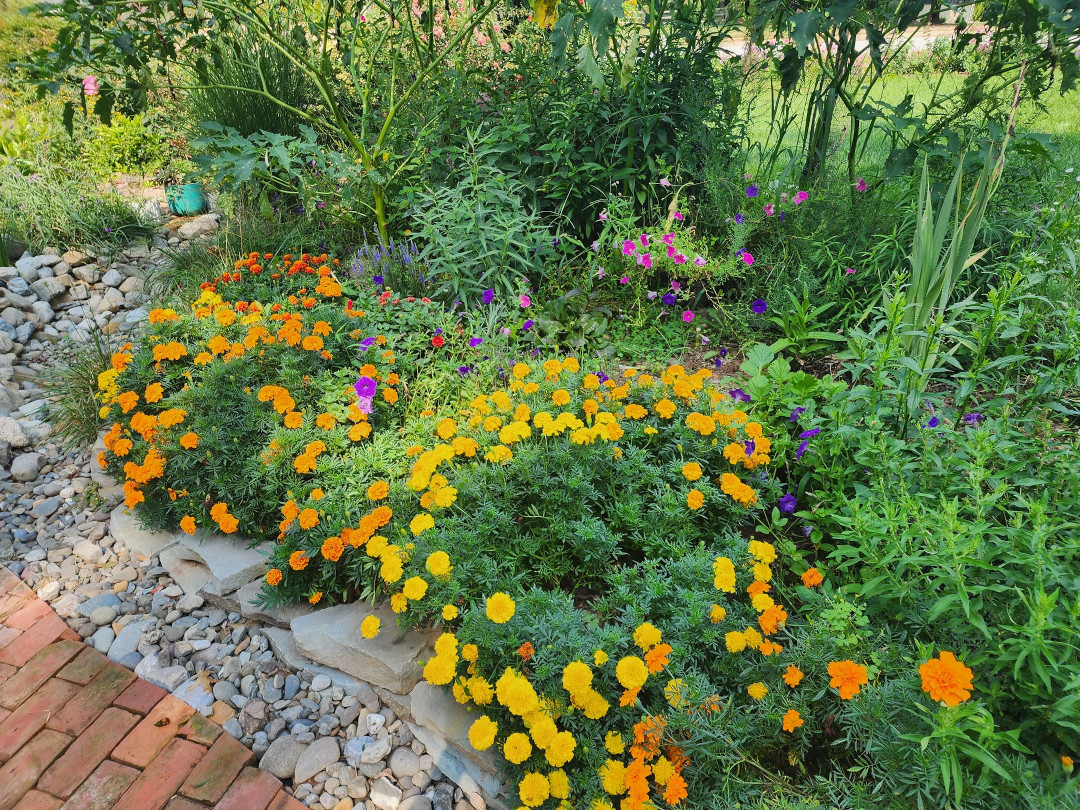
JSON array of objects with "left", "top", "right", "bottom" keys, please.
[
  {"left": 0, "top": 436, "right": 508, "bottom": 810},
  {"left": 0, "top": 563, "right": 307, "bottom": 810}
]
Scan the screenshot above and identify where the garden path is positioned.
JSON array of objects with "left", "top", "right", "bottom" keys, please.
[{"left": 0, "top": 564, "right": 306, "bottom": 810}]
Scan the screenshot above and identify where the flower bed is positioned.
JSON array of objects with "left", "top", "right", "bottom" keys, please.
[{"left": 96, "top": 252, "right": 999, "bottom": 809}]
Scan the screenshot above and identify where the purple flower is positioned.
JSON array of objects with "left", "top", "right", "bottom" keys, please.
[
  {"left": 671, "top": 281, "right": 681, "bottom": 291},
  {"left": 469, "top": 337, "right": 484, "bottom": 348},
  {"left": 647, "top": 291, "right": 658, "bottom": 300},
  {"left": 799, "top": 428, "right": 820, "bottom": 439},
  {"left": 720, "top": 347, "right": 728, "bottom": 357},
  {"left": 620, "top": 276, "right": 629, "bottom": 284},
  {"left": 661, "top": 293, "right": 676, "bottom": 306},
  {"left": 752, "top": 299, "right": 768, "bottom": 314},
  {"left": 354, "top": 376, "right": 377, "bottom": 398},
  {"left": 693, "top": 256, "right": 706, "bottom": 267},
  {"left": 925, "top": 416, "right": 941, "bottom": 429},
  {"left": 522, "top": 319, "right": 534, "bottom": 331},
  {"left": 358, "top": 336, "right": 376, "bottom": 352},
  {"left": 591, "top": 241, "right": 600, "bottom": 252},
  {"left": 597, "top": 371, "right": 609, "bottom": 383},
  {"left": 778, "top": 493, "right": 797, "bottom": 514},
  {"left": 763, "top": 204, "right": 774, "bottom": 217},
  {"left": 734, "top": 213, "right": 746, "bottom": 225},
  {"left": 458, "top": 366, "right": 471, "bottom": 377},
  {"left": 434, "top": 327, "right": 443, "bottom": 335},
  {"left": 962, "top": 412, "right": 983, "bottom": 426},
  {"left": 729, "top": 388, "right": 751, "bottom": 402},
  {"left": 482, "top": 288, "right": 495, "bottom": 305},
  {"left": 802, "top": 524, "right": 813, "bottom": 537},
  {"left": 372, "top": 275, "right": 384, "bottom": 285},
  {"left": 796, "top": 440, "right": 809, "bottom": 459},
  {"left": 789, "top": 406, "right": 806, "bottom": 422},
  {"left": 744, "top": 439, "right": 756, "bottom": 456},
  {"left": 714, "top": 356, "right": 723, "bottom": 368},
  {"left": 746, "top": 185, "right": 759, "bottom": 198}
]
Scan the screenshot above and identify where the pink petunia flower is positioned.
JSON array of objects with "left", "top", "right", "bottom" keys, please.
[
  {"left": 763, "top": 204, "right": 775, "bottom": 217},
  {"left": 742, "top": 252, "right": 755, "bottom": 265},
  {"left": 793, "top": 191, "right": 808, "bottom": 205},
  {"left": 667, "top": 245, "right": 676, "bottom": 259},
  {"left": 622, "top": 240, "right": 637, "bottom": 255},
  {"left": 659, "top": 178, "right": 671, "bottom": 187},
  {"left": 845, "top": 267, "right": 856, "bottom": 275},
  {"left": 620, "top": 276, "right": 629, "bottom": 284},
  {"left": 693, "top": 256, "right": 706, "bottom": 267},
  {"left": 597, "top": 268, "right": 607, "bottom": 278},
  {"left": 661, "top": 233, "right": 675, "bottom": 246},
  {"left": 673, "top": 211, "right": 683, "bottom": 221},
  {"left": 519, "top": 294, "right": 531, "bottom": 308},
  {"left": 856, "top": 177, "right": 867, "bottom": 192},
  {"left": 591, "top": 240, "right": 599, "bottom": 252},
  {"left": 82, "top": 76, "right": 100, "bottom": 96},
  {"left": 640, "top": 253, "right": 653, "bottom": 269},
  {"left": 682, "top": 310, "right": 695, "bottom": 322},
  {"left": 599, "top": 209, "right": 609, "bottom": 221},
  {"left": 673, "top": 254, "right": 687, "bottom": 264},
  {"left": 671, "top": 281, "right": 682, "bottom": 291},
  {"left": 639, "top": 233, "right": 649, "bottom": 247}
]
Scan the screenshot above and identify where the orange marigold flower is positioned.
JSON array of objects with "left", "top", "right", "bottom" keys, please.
[
  {"left": 782, "top": 665, "right": 804, "bottom": 688},
  {"left": 266, "top": 568, "right": 283, "bottom": 586},
  {"left": 349, "top": 422, "right": 372, "bottom": 441},
  {"left": 180, "top": 516, "right": 196, "bottom": 535},
  {"left": 366, "top": 481, "right": 389, "bottom": 500},
  {"left": 644, "top": 643, "right": 672, "bottom": 674},
  {"left": 383, "top": 387, "right": 398, "bottom": 404},
  {"left": 321, "top": 535, "right": 345, "bottom": 562},
  {"left": 312, "top": 320, "right": 332, "bottom": 336},
  {"left": 758, "top": 604, "right": 788, "bottom": 636},
  {"left": 144, "top": 383, "right": 164, "bottom": 403},
  {"left": 117, "top": 391, "right": 139, "bottom": 413},
  {"left": 828, "top": 660, "right": 869, "bottom": 699},
  {"left": 218, "top": 514, "right": 239, "bottom": 533},
  {"left": 302, "top": 335, "right": 324, "bottom": 351},
  {"left": 294, "top": 453, "right": 317, "bottom": 474},
  {"left": 179, "top": 432, "right": 200, "bottom": 449},
  {"left": 686, "top": 489, "right": 704, "bottom": 510},
  {"left": 801, "top": 567, "right": 824, "bottom": 587},
  {"left": 316, "top": 412, "right": 337, "bottom": 430},
  {"left": 158, "top": 408, "right": 186, "bottom": 428},
  {"left": 782, "top": 709, "right": 804, "bottom": 732},
  {"left": 298, "top": 508, "right": 319, "bottom": 530},
  {"left": 919, "top": 651, "right": 974, "bottom": 707},
  {"left": 289, "top": 551, "right": 310, "bottom": 571},
  {"left": 284, "top": 411, "right": 304, "bottom": 429},
  {"left": 663, "top": 771, "right": 688, "bottom": 805},
  {"left": 309, "top": 591, "right": 323, "bottom": 604},
  {"left": 517, "top": 642, "right": 535, "bottom": 662}
]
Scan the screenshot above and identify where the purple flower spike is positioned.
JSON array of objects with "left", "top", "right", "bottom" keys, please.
[
  {"left": 962, "top": 412, "right": 983, "bottom": 426},
  {"left": 798, "top": 428, "right": 820, "bottom": 439},
  {"left": 789, "top": 406, "right": 806, "bottom": 423},
  {"left": 778, "top": 493, "right": 797, "bottom": 514}
]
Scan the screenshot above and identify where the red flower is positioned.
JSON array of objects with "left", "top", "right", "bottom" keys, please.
[{"left": 431, "top": 335, "right": 445, "bottom": 348}]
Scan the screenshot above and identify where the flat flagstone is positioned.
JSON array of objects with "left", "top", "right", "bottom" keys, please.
[
  {"left": 108, "top": 508, "right": 177, "bottom": 557},
  {"left": 160, "top": 532, "right": 270, "bottom": 596}
]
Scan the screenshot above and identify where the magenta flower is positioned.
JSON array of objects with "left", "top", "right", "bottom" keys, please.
[
  {"left": 639, "top": 234, "right": 649, "bottom": 247},
  {"left": 622, "top": 240, "right": 637, "bottom": 255},
  {"left": 640, "top": 253, "right": 653, "bottom": 269},
  {"left": 666, "top": 245, "right": 676, "bottom": 259},
  {"left": 661, "top": 233, "right": 675, "bottom": 246},
  {"left": 659, "top": 178, "right": 671, "bottom": 187},
  {"left": 620, "top": 276, "right": 629, "bottom": 284},
  {"left": 671, "top": 281, "right": 681, "bottom": 291},
  {"left": 82, "top": 75, "right": 100, "bottom": 96},
  {"left": 742, "top": 252, "right": 755, "bottom": 266},
  {"left": 682, "top": 310, "right": 694, "bottom": 322},
  {"left": 673, "top": 211, "right": 683, "bottom": 221},
  {"left": 673, "top": 254, "right": 687, "bottom": 264},
  {"left": 793, "top": 191, "right": 808, "bottom": 205},
  {"left": 763, "top": 204, "right": 774, "bottom": 217},
  {"left": 845, "top": 267, "right": 855, "bottom": 275},
  {"left": 519, "top": 294, "right": 531, "bottom": 308},
  {"left": 599, "top": 209, "right": 609, "bottom": 221},
  {"left": 856, "top": 177, "right": 867, "bottom": 192},
  {"left": 694, "top": 256, "right": 706, "bottom": 267}
]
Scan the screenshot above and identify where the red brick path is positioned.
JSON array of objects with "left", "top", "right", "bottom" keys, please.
[{"left": 0, "top": 567, "right": 305, "bottom": 810}]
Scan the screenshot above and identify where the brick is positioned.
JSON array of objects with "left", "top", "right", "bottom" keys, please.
[
  {"left": 0, "top": 627, "right": 21, "bottom": 652},
  {"left": 0, "top": 729, "right": 72, "bottom": 810},
  {"left": 5, "top": 600, "right": 51, "bottom": 631},
  {"left": 0, "top": 709, "right": 8, "bottom": 726},
  {"left": 55, "top": 648, "right": 107, "bottom": 686},
  {"left": 0, "top": 570, "right": 21, "bottom": 596},
  {"left": 177, "top": 712, "right": 221, "bottom": 747},
  {"left": 214, "top": 766, "right": 282, "bottom": 810},
  {"left": 163, "top": 799, "right": 205, "bottom": 810},
  {"left": 0, "top": 641, "right": 83, "bottom": 711},
  {"left": 111, "top": 679, "right": 166, "bottom": 715},
  {"left": 58, "top": 630, "right": 79, "bottom": 643},
  {"left": 179, "top": 732, "right": 253, "bottom": 804},
  {"left": 47, "top": 662, "right": 134, "bottom": 736},
  {"left": 267, "top": 790, "right": 308, "bottom": 810},
  {"left": 0, "top": 664, "right": 15, "bottom": 687},
  {"left": 59, "top": 759, "right": 139, "bottom": 810},
  {"left": 0, "top": 678, "right": 79, "bottom": 764},
  {"left": 113, "top": 737, "right": 206, "bottom": 810},
  {"left": 111, "top": 695, "right": 195, "bottom": 769},
  {"left": 38, "top": 708, "right": 139, "bottom": 799},
  {"left": 12, "top": 791, "right": 62, "bottom": 810},
  {"left": 0, "top": 594, "right": 30, "bottom": 622},
  {"left": 0, "top": 615, "right": 69, "bottom": 668}
]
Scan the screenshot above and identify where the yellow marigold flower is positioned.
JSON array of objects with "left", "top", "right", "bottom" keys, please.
[
  {"left": 380, "top": 556, "right": 404, "bottom": 584},
  {"left": 423, "top": 655, "right": 456, "bottom": 686},
  {"left": 402, "top": 576, "right": 428, "bottom": 601},
  {"left": 633, "top": 622, "right": 662, "bottom": 652},
  {"left": 528, "top": 714, "right": 558, "bottom": 749},
  {"left": 686, "top": 489, "right": 704, "bottom": 510},
  {"left": 725, "top": 631, "right": 747, "bottom": 653},
  {"left": 518, "top": 772, "right": 549, "bottom": 808},
  {"left": 654, "top": 399, "right": 676, "bottom": 419},
  {"left": 713, "top": 556, "right": 736, "bottom": 592},
  {"left": 581, "top": 689, "right": 610, "bottom": 719},
  {"left": 434, "top": 632, "right": 458, "bottom": 658},
  {"left": 742, "top": 627, "right": 763, "bottom": 649},
  {"left": 548, "top": 769, "right": 569, "bottom": 799},
  {"left": 594, "top": 649, "right": 608, "bottom": 666},
  {"left": 753, "top": 562, "right": 772, "bottom": 583},
  {"left": 433, "top": 486, "right": 457, "bottom": 508},
  {"left": 512, "top": 362, "right": 531, "bottom": 379},
  {"left": 681, "top": 462, "right": 702, "bottom": 481},
  {"left": 747, "top": 682, "right": 768, "bottom": 700},
  {"left": 615, "top": 656, "right": 648, "bottom": 689},
  {"left": 748, "top": 539, "right": 777, "bottom": 565},
  {"left": 552, "top": 389, "right": 571, "bottom": 407},
  {"left": 605, "top": 731, "right": 624, "bottom": 754},
  {"left": 361, "top": 615, "right": 380, "bottom": 638},
  {"left": 751, "top": 592, "right": 775, "bottom": 612},
  {"left": 664, "top": 678, "right": 685, "bottom": 707},
  {"left": 600, "top": 759, "right": 627, "bottom": 795},
  {"left": 467, "top": 675, "right": 494, "bottom": 705},
  {"left": 486, "top": 592, "right": 515, "bottom": 624},
  {"left": 468, "top": 715, "right": 498, "bottom": 751},
  {"left": 652, "top": 756, "right": 675, "bottom": 786},
  {"left": 462, "top": 644, "right": 479, "bottom": 663},
  {"left": 503, "top": 733, "right": 532, "bottom": 764},
  {"left": 421, "top": 550, "right": 450, "bottom": 578},
  {"left": 496, "top": 668, "right": 539, "bottom": 716},
  {"left": 544, "top": 731, "right": 575, "bottom": 767},
  {"left": 709, "top": 604, "right": 727, "bottom": 623},
  {"left": 410, "top": 512, "right": 435, "bottom": 535},
  {"left": 436, "top": 418, "right": 457, "bottom": 440},
  {"left": 562, "top": 661, "right": 593, "bottom": 695},
  {"left": 442, "top": 604, "right": 459, "bottom": 621}
]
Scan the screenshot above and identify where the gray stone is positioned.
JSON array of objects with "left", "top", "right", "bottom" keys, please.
[
  {"left": 89, "top": 605, "right": 118, "bottom": 626},
  {"left": 37, "top": 581, "right": 61, "bottom": 601},
  {"left": 293, "top": 735, "right": 341, "bottom": 784},
  {"left": 109, "top": 506, "right": 178, "bottom": 556},
  {"left": 292, "top": 602, "right": 435, "bottom": 695},
  {"left": 223, "top": 717, "right": 243, "bottom": 739},
  {"left": 260, "top": 734, "right": 309, "bottom": 779},
  {"left": 30, "top": 277, "right": 65, "bottom": 302},
  {"left": 173, "top": 676, "right": 215, "bottom": 714},
  {"left": 90, "top": 626, "right": 115, "bottom": 654},
  {"left": 76, "top": 592, "right": 121, "bottom": 618},
  {"left": 107, "top": 617, "right": 154, "bottom": 663},
  {"left": 343, "top": 736, "right": 375, "bottom": 768},
  {"left": 234, "top": 579, "right": 322, "bottom": 628},
  {"left": 311, "top": 673, "right": 332, "bottom": 692},
  {"left": 72, "top": 263, "right": 100, "bottom": 284},
  {"left": 359, "top": 737, "right": 391, "bottom": 765},
  {"left": 399, "top": 798, "right": 433, "bottom": 810},
  {"left": 30, "top": 497, "right": 59, "bottom": 518},
  {"left": 369, "top": 777, "right": 402, "bottom": 810},
  {"left": 62, "top": 250, "right": 89, "bottom": 267},
  {"left": 101, "top": 268, "right": 124, "bottom": 287},
  {"left": 176, "top": 593, "right": 204, "bottom": 612},
  {"left": 160, "top": 532, "right": 269, "bottom": 596},
  {"left": 10, "top": 452, "right": 41, "bottom": 481},
  {"left": 72, "top": 540, "right": 105, "bottom": 564},
  {"left": 214, "top": 681, "right": 240, "bottom": 702},
  {"left": 134, "top": 653, "right": 188, "bottom": 691},
  {"left": 0, "top": 417, "right": 30, "bottom": 448},
  {"left": 177, "top": 213, "right": 220, "bottom": 240},
  {"left": 389, "top": 748, "right": 421, "bottom": 779},
  {"left": 30, "top": 301, "right": 55, "bottom": 324},
  {"left": 15, "top": 254, "right": 42, "bottom": 280}
]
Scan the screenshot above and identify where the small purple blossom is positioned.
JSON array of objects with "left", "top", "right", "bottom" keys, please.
[
  {"left": 358, "top": 337, "right": 376, "bottom": 352},
  {"left": 778, "top": 493, "right": 797, "bottom": 514},
  {"left": 926, "top": 416, "right": 941, "bottom": 429},
  {"left": 482, "top": 288, "right": 495, "bottom": 305},
  {"left": 744, "top": 439, "right": 756, "bottom": 456},
  {"left": 720, "top": 347, "right": 728, "bottom": 357},
  {"left": 372, "top": 275, "right": 384, "bottom": 285},
  {"left": 796, "top": 440, "right": 809, "bottom": 459},
  {"left": 469, "top": 337, "right": 484, "bottom": 348},
  {"left": 789, "top": 407, "right": 806, "bottom": 422},
  {"left": 522, "top": 319, "right": 534, "bottom": 331},
  {"left": 647, "top": 291, "right": 658, "bottom": 300},
  {"left": 458, "top": 365, "right": 471, "bottom": 377},
  {"left": 752, "top": 299, "right": 768, "bottom": 314},
  {"left": 962, "top": 412, "right": 983, "bottom": 426},
  {"left": 661, "top": 293, "right": 676, "bottom": 306},
  {"left": 734, "top": 213, "right": 746, "bottom": 224},
  {"left": 746, "top": 185, "right": 759, "bottom": 198},
  {"left": 729, "top": 388, "right": 751, "bottom": 402},
  {"left": 799, "top": 428, "right": 820, "bottom": 439}
]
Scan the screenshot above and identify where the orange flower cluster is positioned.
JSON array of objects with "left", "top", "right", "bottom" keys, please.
[{"left": 209, "top": 502, "right": 239, "bottom": 534}]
